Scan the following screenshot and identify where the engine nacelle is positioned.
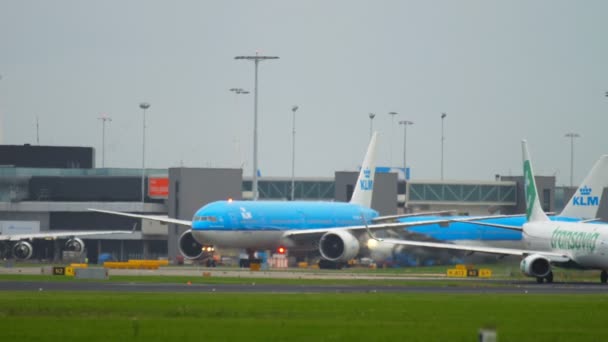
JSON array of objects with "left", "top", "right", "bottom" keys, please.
[
  {"left": 319, "top": 230, "right": 360, "bottom": 262},
  {"left": 64, "top": 238, "right": 85, "bottom": 253},
  {"left": 520, "top": 254, "right": 551, "bottom": 278},
  {"left": 178, "top": 230, "right": 205, "bottom": 260},
  {"left": 12, "top": 241, "right": 33, "bottom": 260}
]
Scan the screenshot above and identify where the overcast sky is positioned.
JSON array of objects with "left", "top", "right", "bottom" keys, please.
[{"left": 1, "top": 1, "right": 607, "bottom": 185}]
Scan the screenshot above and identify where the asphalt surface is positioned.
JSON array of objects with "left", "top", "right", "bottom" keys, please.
[
  {"left": 2, "top": 266, "right": 608, "bottom": 294},
  {"left": 1, "top": 280, "right": 608, "bottom": 294}
]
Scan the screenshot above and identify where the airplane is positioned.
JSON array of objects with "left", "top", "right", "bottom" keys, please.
[
  {"left": 369, "top": 140, "right": 608, "bottom": 283},
  {"left": 91, "top": 132, "right": 491, "bottom": 268},
  {"left": 0, "top": 227, "right": 135, "bottom": 260},
  {"left": 365, "top": 153, "right": 608, "bottom": 264}
]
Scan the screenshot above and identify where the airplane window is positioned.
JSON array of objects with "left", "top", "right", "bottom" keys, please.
[{"left": 195, "top": 216, "right": 217, "bottom": 222}]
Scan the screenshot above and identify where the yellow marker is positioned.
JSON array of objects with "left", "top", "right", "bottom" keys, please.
[
  {"left": 447, "top": 269, "right": 467, "bottom": 277},
  {"left": 478, "top": 269, "right": 493, "bottom": 278}
]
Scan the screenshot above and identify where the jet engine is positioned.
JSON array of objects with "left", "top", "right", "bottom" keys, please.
[
  {"left": 64, "top": 238, "right": 85, "bottom": 253},
  {"left": 12, "top": 241, "right": 33, "bottom": 260},
  {"left": 520, "top": 254, "right": 551, "bottom": 278},
  {"left": 319, "top": 230, "right": 360, "bottom": 262},
  {"left": 178, "top": 230, "right": 205, "bottom": 259}
]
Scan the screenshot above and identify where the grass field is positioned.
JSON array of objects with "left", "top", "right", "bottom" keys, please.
[{"left": 1, "top": 291, "right": 607, "bottom": 341}]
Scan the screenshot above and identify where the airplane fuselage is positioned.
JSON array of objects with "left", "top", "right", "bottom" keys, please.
[
  {"left": 523, "top": 221, "right": 608, "bottom": 269},
  {"left": 400, "top": 215, "right": 582, "bottom": 249},
  {"left": 190, "top": 200, "right": 379, "bottom": 250}
]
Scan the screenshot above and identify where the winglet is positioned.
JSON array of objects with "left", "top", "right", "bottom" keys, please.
[
  {"left": 522, "top": 140, "right": 550, "bottom": 222},
  {"left": 361, "top": 213, "right": 383, "bottom": 241},
  {"left": 350, "top": 132, "right": 378, "bottom": 207}
]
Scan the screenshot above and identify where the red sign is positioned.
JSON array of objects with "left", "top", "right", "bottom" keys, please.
[{"left": 148, "top": 177, "right": 169, "bottom": 198}]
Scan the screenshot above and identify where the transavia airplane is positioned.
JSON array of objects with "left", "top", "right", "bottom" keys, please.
[
  {"left": 369, "top": 140, "right": 608, "bottom": 283},
  {"left": 366, "top": 154, "right": 608, "bottom": 262},
  {"left": 0, "top": 227, "right": 135, "bottom": 260},
  {"left": 91, "top": 133, "right": 488, "bottom": 268}
]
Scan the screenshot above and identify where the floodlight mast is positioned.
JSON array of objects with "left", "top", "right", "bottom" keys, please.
[
  {"left": 139, "top": 102, "right": 150, "bottom": 210},
  {"left": 234, "top": 52, "right": 279, "bottom": 200},
  {"left": 290, "top": 105, "right": 299, "bottom": 201},
  {"left": 98, "top": 114, "right": 112, "bottom": 167},
  {"left": 564, "top": 132, "right": 580, "bottom": 187}
]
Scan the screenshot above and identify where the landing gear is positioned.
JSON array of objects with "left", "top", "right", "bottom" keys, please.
[
  {"left": 601, "top": 270, "right": 608, "bottom": 284},
  {"left": 318, "top": 259, "right": 345, "bottom": 269},
  {"left": 535, "top": 272, "right": 553, "bottom": 284}
]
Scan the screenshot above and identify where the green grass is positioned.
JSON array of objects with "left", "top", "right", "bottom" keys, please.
[{"left": 0, "top": 291, "right": 607, "bottom": 341}]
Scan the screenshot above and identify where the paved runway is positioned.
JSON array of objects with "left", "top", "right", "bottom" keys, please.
[
  {"left": 2, "top": 266, "right": 608, "bottom": 294},
  {"left": 1, "top": 280, "right": 607, "bottom": 294}
]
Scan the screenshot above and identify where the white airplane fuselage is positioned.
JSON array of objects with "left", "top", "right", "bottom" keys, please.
[{"left": 523, "top": 221, "right": 608, "bottom": 269}]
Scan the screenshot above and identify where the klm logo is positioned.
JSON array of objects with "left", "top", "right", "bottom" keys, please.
[
  {"left": 240, "top": 207, "right": 252, "bottom": 219},
  {"left": 572, "top": 186, "right": 599, "bottom": 206},
  {"left": 360, "top": 168, "right": 373, "bottom": 191}
]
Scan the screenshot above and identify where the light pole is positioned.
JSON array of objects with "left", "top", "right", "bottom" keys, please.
[
  {"left": 441, "top": 112, "right": 447, "bottom": 180},
  {"left": 399, "top": 120, "right": 414, "bottom": 178},
  {"left": 388, "top": 111, "right": 398, "bottom": 166},
  {"left": 368, "top": 113, "right": 376, "bottom": 139},
  {"left": 139, "top": 102, "right": 150, "bottom": 209},
  {"left": 229, "top": 87, "right": 250, "bottom": 96},
  {"left": 290, "top": 105, "right": 299, "bottom": 201},
  {"left": 565, "top": 132, "right": 580, "bottom": 187},
  {"left": 98, "top": 113, "right": 112, "bottom": 167},
  {"left": 235, "top": 52, "right": 279, "bottom": 201}
]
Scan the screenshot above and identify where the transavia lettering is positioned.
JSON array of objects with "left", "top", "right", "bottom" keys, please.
[
  {"left": 551, "top": 228, "right": 600, "bottom": 252},
  {"left": 572, "top": 196, "right": 599, "bottom": 206},
  {"left": 360, "top": 179, "right": 373, "bottom": 191}
]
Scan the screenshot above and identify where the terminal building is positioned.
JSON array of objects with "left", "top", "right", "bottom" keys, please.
[{"left": 0, "top": 144, "right": 600, "bottom": 263}]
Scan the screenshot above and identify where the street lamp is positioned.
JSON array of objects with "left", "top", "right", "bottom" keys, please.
[
  {"left": 565, "top": 132, "right": 580, "bottom": 187},
  {"left": 139, "top": 102, "right": 150, "bottom": 209},
  {"left": 235, "top": 52, "right": 279, "bottom": 201},
  {"left": 229, "top": 87, "right": 250, "bottom": 95},
  {"left": 399, "top": 120, "right": 414, "bottom": 178},
  {"left": 441, "top": 112, "right": 447, "bottom": 180},
  {"left": 98, "top": 113, "right": 112, "bottom": 167},
  {"left": 368, "top": 113, "right": 376, "bottom": 139},
  {"left": 290, "top": 105, "right": 299, "bottom": 201},
  {"left": 388, "top": 111, "right": 398, "bottom": 166}
]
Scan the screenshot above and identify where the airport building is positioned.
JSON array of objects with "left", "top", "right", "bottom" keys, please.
[{"left": 0, "top": 144, "right": 596, "bottom": 263}]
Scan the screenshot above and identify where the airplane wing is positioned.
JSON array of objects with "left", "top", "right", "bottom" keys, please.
[
  {"left": 283, "top": 218, "right": 462, "bottom": 238},
  {"left": 0, "top": 229, "right": 135, "bottom": 241},
  {"left": 376, "top": 237, "right": 570, "bottom": 263},
  {"left": 456, "top": 220, "right": 523, "bottom": 232},
  {"left": 88, "top": 209, "right": 193, "bottom": 227},
  {"left": 371, "top": 210, "right": 456, "bottom": 223},
  {"left": 283, "top": 214, "right": 526, "bottom": 238}
]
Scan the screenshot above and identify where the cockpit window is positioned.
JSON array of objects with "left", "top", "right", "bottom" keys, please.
[{"left": 195, "top": 216, "right": 217, "bottom": 222}]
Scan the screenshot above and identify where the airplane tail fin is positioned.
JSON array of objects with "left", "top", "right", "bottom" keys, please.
[
  {"left": 350, "top": 132, "right": 378, "bottom": 208},
  {"left": 522, "top": 140, "right": 550, "bottom": 223},
  {"left": 559, "top": 155, "right": 608, "bottom": 219}
]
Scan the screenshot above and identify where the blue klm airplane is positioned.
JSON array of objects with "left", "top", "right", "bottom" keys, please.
[{"left": 92, "top": 133, "right": 485, "bottom": 267}]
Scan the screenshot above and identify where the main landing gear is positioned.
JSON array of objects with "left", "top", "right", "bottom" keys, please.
[{"left": 536, "top": 271, "right": 554, "bottom": 284}]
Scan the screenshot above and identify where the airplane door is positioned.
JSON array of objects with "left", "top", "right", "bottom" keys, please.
[{"left": 228, "top": 212, "right": 239, "bottom": 228}]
